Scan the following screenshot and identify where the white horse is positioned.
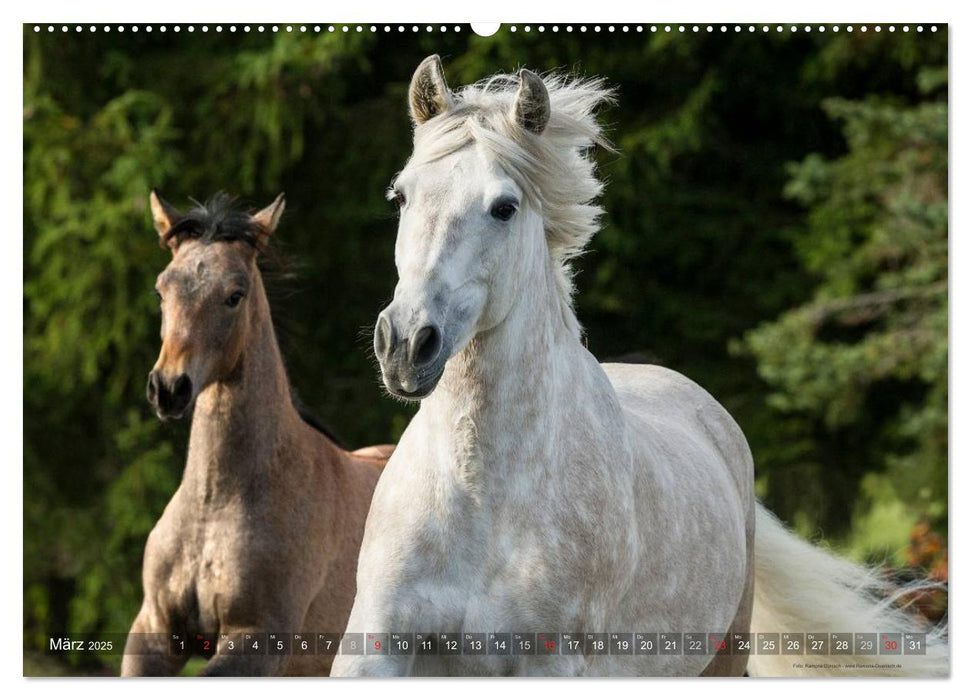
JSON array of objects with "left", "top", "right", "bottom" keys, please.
[{"left": 331, "top": 56, "right": 947, "bottom": 677}]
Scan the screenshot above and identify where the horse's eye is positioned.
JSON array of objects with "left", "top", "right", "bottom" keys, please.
[
  {"left": 491, "top": 201, "right": 518, "bottom": 222},
  {"left": 154, "top": 288, "right": 162, "bottom": 302},
  {"left": 226, "top": 291, "right": 245, "bottom": 308},
  {"left": 394, "top": 191, "right": 406, "bottom": 209}
]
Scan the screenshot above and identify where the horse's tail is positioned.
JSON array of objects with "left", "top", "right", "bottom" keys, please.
[{"left": 747, "top": 503, "right": 948, "bottom": 677}]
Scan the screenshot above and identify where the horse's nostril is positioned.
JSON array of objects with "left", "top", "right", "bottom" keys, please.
[
  {"left": 374, "top": 315, "right": 396, "bottom": 359},
  {"left": 409, "top": 325, "right": 442, "bottom": 368},
  {"left": 146, "top": 372, "right": 160, "bottom": 403},
  {"left": 150, "top": 372, "right": 192, "bottom": 415},
  {"left": 172, "top": 374, "right": 192, "bottom": 407}
]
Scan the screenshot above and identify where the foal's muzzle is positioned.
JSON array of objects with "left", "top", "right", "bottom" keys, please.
[
  {"left": 147, "top": 370, "right": 193, "bottom": 419},
  {"left": 374, "top": 313, "right": 445, "bottom": 400}
]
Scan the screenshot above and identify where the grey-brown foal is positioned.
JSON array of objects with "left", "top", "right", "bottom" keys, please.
[{"left": 121, "top": 192, "right": 387, "bottom": 676}]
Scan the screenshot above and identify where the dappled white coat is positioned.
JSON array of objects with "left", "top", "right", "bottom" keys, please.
[{"left": 337, "top": 284, "right": 752, "bottom": 676}]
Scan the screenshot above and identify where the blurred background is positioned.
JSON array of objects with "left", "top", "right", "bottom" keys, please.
[{"left": 23, "top": 25, "right": 947, "bottom": 674}]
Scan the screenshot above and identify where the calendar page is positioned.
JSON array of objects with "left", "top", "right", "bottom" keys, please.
[{"left": 22, "top": 13, "right": 949, "bottom": 682}]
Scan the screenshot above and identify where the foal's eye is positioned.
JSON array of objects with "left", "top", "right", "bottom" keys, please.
[
  {"left": 393, "top": 191, "right": 406, "bottom": 209},
  {"left": 226, "top": 291, "right": 245, "bottom": 308},
  {"left": 491, "top": 201, "right": 518, "bottom": 222}
]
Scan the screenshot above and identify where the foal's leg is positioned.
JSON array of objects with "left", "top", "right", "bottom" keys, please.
[{"left": 120, "top": 607, "right": 188, "bottom": 677}]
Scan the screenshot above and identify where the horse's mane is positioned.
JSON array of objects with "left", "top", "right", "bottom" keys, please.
[
  {"left": 292, "top": 394, "right": 346, "bottom": 448},
  {"left": 408, "top": 71, "right": 616, "bottom": 328},
  {"left": 161, "top": 192, "right": 268, "bottom": 249}
]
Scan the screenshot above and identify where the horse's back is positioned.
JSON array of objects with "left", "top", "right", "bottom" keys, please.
[
  {"left": 602, "top": 362, "right": 754, "bottom": 500},
  {"left": 350, "top": 444, "right": 395, "bottom": 463},
  {"left": 602, "top": 361, "right": 753, "bottom": 530}
]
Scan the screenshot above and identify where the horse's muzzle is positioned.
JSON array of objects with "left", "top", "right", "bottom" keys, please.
[
  {"left": 147, "top": 370, "right": 193, "bottom": 419},
  {"left": 374, "top": 313, "right": 445, "bottom": 400}
]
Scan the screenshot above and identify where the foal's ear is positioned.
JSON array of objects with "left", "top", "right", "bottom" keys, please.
[
  {"left": 149, "top": 189, "right": 182, "bottom": 244},
  {"left": 511, "top": 69, "right": 550, "bottom": 135},
  {"left": 252, "top": 193, "right": 286, "bottom": 237},
  {"left": 409, "top": 54, "right": 455, "bottom": 125}
]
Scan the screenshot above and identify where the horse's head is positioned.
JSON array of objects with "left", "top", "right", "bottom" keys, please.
[
  {"left": 146, "top": 191, "right": 284, "bottom": 420},
  {"left": 374, "top": 55, "right": 611, "bottom": 400}
]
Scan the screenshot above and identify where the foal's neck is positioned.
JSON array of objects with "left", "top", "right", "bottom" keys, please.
[{"left": 185, "top": 280, "right": 305, "bottom": 498}]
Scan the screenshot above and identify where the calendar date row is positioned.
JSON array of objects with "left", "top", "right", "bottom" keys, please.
[{"left": 67, "top": 631, "right": 926, "bottom": 656}]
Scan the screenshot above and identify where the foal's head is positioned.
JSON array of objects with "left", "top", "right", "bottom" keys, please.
[
  {"left": 374, "top": 55, "right": 612, "bottom": 400},
  {"left": 146, "top": 191, "right": 285, "bottom": 420}
]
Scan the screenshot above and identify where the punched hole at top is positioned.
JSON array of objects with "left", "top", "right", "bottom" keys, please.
[{"left": 471, "top": 23, "right": 500, "bottom": 37}]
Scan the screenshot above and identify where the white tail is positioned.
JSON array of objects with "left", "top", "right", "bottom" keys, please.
[{"left": 748, "top": 503, "right": 948, "bottom": 677}]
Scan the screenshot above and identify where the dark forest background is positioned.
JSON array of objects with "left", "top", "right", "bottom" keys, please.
[{"left": 23, "top": 25, "right": 947, "bottom": 673}]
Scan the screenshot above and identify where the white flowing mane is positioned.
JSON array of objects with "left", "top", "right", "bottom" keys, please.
[{"left": 407, "top": 72, "right": 616, "bottom": 319}]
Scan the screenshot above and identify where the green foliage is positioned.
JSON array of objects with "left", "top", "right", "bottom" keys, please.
[
  {"left": 738, "top": 63, "right": 947, "bottom": 559},
  {"left": 23, "top": 27, "right": 947, "bottom": 672}
]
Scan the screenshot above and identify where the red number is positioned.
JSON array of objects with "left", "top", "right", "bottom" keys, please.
[
  {"left": 884, "top": 639, "right": 898, "bottom": 650},
  {"left": 374, "top": 640, "right": 382, "bottom": 650},
  {"left": 203, "top": 640, "right": 210, "bottom": 651}
]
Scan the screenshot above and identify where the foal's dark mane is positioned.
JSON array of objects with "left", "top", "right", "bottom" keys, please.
[
  {"left": 162, "top": 192, "right": 345, "bottom": 448},
  {"left": 162, "top": 192, "right": 268, "bottom": 250}
]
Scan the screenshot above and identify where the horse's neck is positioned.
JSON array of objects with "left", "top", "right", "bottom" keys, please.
[
  {"left": 184, "top": 285, "right": 302, "bottom": 502},
  {"left": 428, "top": 247, "right": 583, "bottom": 486}
]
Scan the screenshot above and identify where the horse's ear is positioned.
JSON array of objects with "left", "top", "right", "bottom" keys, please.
[
  {"left": 150, "top": 190, "right": 182, "bottom": 249},
  {"left": 511, "top": 69, "right": 550, "bottom": 135},
  {"left": 409, "top": 55, "right": 455, "bottom": 125},
  {"left": 252, "top": 193, "right": 286, "bottom": 237}
]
